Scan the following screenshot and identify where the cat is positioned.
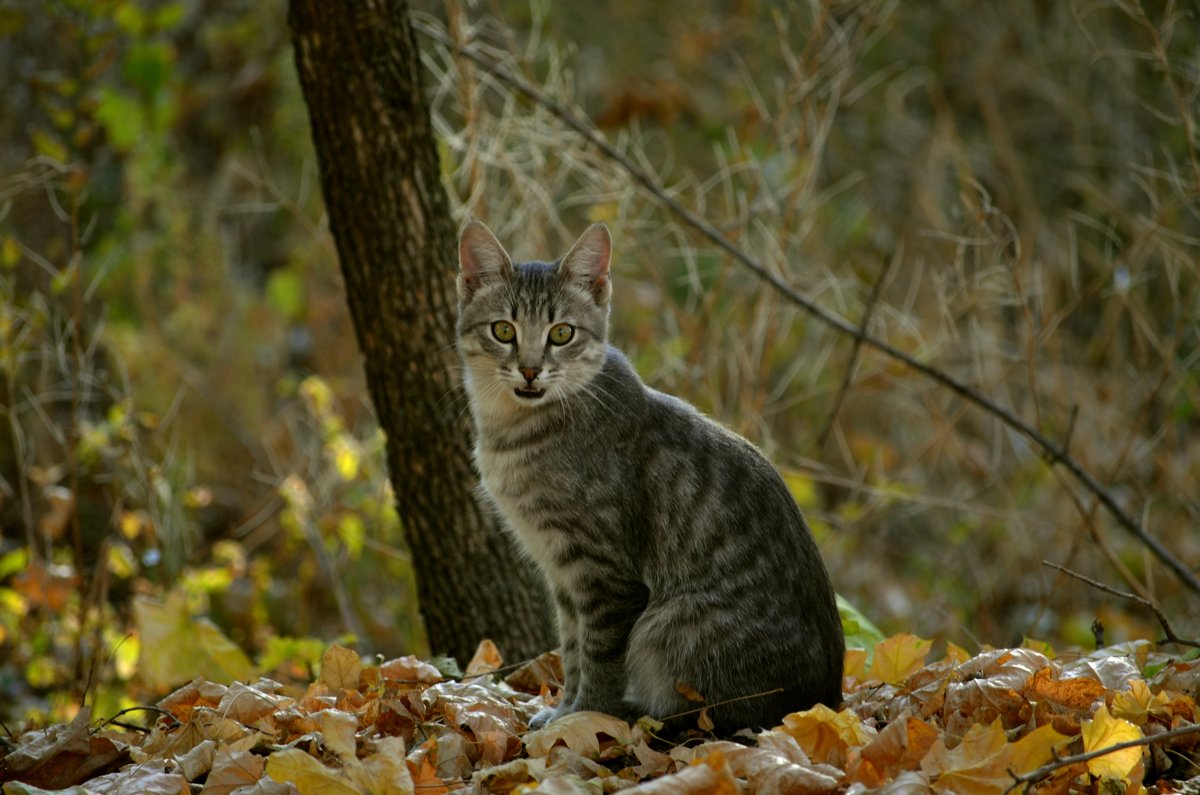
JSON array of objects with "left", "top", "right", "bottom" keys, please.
[{"left": 455, "top": 219, "right": 844, "bottom": 733}]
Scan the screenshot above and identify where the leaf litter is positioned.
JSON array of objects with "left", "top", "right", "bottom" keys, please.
[{"left": 2, "top": 638, "right": 1198, "bottom": 794}]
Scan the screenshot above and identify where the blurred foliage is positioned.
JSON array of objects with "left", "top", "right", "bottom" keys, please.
[{"left": 1, "top": 0, "right": 1198, "bottom": 729}]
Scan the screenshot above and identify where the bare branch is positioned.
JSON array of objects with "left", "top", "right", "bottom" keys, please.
[
  {"left": 1042, "top": 561, "right": 1200, "bottom": 649},
  {"left": 1003, "top": 721, "right": 1200, "bottom": 794},
  {"left": 411, "top": 18, "right": 1200, "bottom": 598}
]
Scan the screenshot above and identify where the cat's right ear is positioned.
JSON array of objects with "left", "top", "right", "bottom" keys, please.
[{"left": 458, "top": 220, "right": 513, "bottom": 302}]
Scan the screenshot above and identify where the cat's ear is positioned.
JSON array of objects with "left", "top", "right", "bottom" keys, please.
[
  {"left": 458, "top": 220, "right": 513, "bottom": 301},
  {"left": 560, "top": 223, "right": 612, "bottom": 304}
]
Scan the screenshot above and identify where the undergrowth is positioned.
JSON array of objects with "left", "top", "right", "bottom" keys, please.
[{"left": 0, "top": 0, "right": 1196, "bottom": 726}]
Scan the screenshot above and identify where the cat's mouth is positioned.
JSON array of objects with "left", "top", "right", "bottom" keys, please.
[{"left": 514, "top": 386, "right": 546, "bottom": 400}]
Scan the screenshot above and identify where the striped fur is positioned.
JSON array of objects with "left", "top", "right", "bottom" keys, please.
[{"left": 456, "top": 221, "right": 844, "bottom": 732}]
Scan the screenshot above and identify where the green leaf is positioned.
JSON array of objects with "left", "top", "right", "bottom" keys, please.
[
  {"left": 94, "top": 88, "right": 144, "bottom": 151},
  {"left": 837, "top": 594, "right": 885, "bottom": 653},
  {"left": 266, "top": 267, "right": 306, "bottom": 320}
]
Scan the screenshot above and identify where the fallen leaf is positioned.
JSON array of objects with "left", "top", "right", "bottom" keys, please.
[
  {"left": 869, "top": 634, "right": 933, "bottom": 685},
  {"left": 465, "top": 639, "right": 503, "bottom": 678},
  {"left": 920, "top": 720, "right": 1069, "bottom": 795},
  {"left": 316, "top": 708, "right": 359, "bottom": 762},
  {"left": 623, "top": 748, "right": 739, "bottom": 794},
  {"left": 318, "top": 643, "right": 362, "bottom": 693},
  {"left": 345, "top": 736, "right": 414, "bottom": 795},
  {"left": 523, "top": 711, "right": 633, "bottom": 759},
  {"left": 780, "top": 704, "right": 875, "bottom": 767},
  {"left": 504, "top": 650, "right": 564, "bottom": 694},
  {"left": 200, "top": 747, "right": 265, "bottom": 794},
  {"left": 1081, "top": 703, "right": 1142, "bottom": 781},
  {"left": 265, "top": 747, "right": 360, "bottom": 795},
  {"left": 380, "top": 655, "right": 443, "bottom": 685},
  {"left": 860, "top": 716, "right": 940, "bottom": 780}
]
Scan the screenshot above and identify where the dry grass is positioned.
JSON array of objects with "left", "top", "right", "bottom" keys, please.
[{"left": 422, "top": 0, "right": 1199, "bottom": 646}]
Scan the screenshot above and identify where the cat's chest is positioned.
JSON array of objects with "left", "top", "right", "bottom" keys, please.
[{"left": 474, "top": 436, "right": 583, "bottom": 577}]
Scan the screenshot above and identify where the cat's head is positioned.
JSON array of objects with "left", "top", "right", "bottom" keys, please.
[{"left": 456, "top": 220, "right": 612, "bottom": 411}]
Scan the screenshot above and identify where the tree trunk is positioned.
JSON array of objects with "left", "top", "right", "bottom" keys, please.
[{"left": 287, "top": 0, "right": 553, "bottom": 663}]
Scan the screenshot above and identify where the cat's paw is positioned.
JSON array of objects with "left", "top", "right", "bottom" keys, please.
[{"left": 527, "top": 706, "right": 561, "bottom": 730}]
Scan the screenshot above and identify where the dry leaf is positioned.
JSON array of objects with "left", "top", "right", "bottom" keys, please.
[
  {"left": 523, "top": 711, "right": 633, "bottom": 759},
  {"left": 380, "top": 655, "right": 443, "bottom": 685},
  {"left": 623, "top": 748, "right": 739, "bottom": 794},
  {"left": 780, "top": 704, "right": 875, "bottom": 767},
  {"left": 345, "top": 736, "right": 414, "bottom": 795},
  {"left": 1081, "top": 704, "right": 1142, "bottom": 781},
  {"left": 200, "top": 747, "right": 266, "bottom": 794},
  {"left": 504, "top": 650, "right": 564, "bottom": 694},
  {"left": 869, "top": 634, "right": 933, "bottom": 685},
  {"left": 315, "top": 708, "right": 359, "bottom": 762},
  {"left": 921, "top": 720, "right": 1069, "bottom": 795},
  {"left": 465, "top": 638, "right": 503, "bottom": 678},
  {"left": 319, "top": 643, "right": 362, "bottom": 693},
  {"left": 265, "top": 747, "right": 360, "bottom": 795}
]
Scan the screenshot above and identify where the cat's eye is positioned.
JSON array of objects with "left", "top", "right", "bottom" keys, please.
[
  {"left": 548, "top": 323, "right": 575, "bottom": 345},
  {"left": 491, "top": 321, "right": 516, "bottom": 343}
]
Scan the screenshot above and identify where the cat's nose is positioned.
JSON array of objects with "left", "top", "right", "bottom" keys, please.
[{"left": 518, "top": 366, "right": 541, "bottom": 384}]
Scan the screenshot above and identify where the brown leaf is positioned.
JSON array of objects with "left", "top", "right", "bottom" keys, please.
[
  {"left": 380, "top": 655, "right": 444, "bottom": 686},
  {"left": 1025, "top": 666, "right": 1108, "bottom": 734},
  {"left": 465, "top": 638, "right": 503, "bottom": 678},
  {"left": 523, "top": 711, "right": 633, "bottom": 759},
  {"left": 80, "top": 767, "right": 191, "bottom": 794},
  {"left": 200, "top": 747, "right": 266, "bottom": 794},
  {"left": 3, "top": 708, "right": 130, "bottom": 789},
  {"left": 318, "top": 643, "right": 362, "bottom": 693},
  {"left": 860, "top": 716, "right": 940, "bottom": 780},
  {"left": 623, "top": 748, "right": 740, "bottom": 794},
  {"left": 504, "top": 651, "right": 564, "bottom": 695}
]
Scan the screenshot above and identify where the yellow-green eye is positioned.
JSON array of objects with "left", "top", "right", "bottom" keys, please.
[
  {"left": 548, "top": 323, "right": 575, "bottom": 345},
  {"left": 491, "top": 321, "right": 516, "bottom": 343}
]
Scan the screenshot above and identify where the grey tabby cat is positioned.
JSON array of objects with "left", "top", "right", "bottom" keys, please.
[{"left": 456, "top": 220, "right": 844, "bottom": 732}]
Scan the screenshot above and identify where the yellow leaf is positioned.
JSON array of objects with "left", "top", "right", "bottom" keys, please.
[
  {"left": 346, "top": 736, "right": 415, "bottom": 795},
  {"left": 319, "top": 643, "right": 362, "bottom": 692},
  {"left": 1005, "top": 723, "right": 1072, "bottom": 775},
  {"left": 943, "top": 642, "right": 971, "bottom": 665},
  {"left": 317, "top": 708, "right": 359, "bottom": 763},
  {"left": 1112, "top": 680, "right": 1152, "bottom": 725},
  {"left": 868, "top": 633, "right": 933, "bottom": 685},
  {"left": 779, "top": 704, "right": 875, "bottom": 766},
  {"left": 844, "top": 648, "right": 868, "bottom": 681},
  {"left": 133, "top": 590, "right": 255, "bottom": 688},
  {"left": 1081, "top": 704, "right": 1143, "bottom": 781},
  {"left": 921, "top": 720, "right": 1009, "bottom": 795},
  {"left": 266, "top": 748, "right": 361, "bottom": 795}
]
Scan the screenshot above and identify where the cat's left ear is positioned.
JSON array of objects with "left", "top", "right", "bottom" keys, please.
[{"left": 560, "top": 223, "right": 612, "bottom": 304}]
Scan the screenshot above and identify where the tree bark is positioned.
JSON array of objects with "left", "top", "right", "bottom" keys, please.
[{"left": 287, "top": 0, "right": 553, "bottom": 663}]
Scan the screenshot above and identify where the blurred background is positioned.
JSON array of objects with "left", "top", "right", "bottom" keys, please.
[{"left": 2, "top": 0, "right": 1197, "bottom": 723}]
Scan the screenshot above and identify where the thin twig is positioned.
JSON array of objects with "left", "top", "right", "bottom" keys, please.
[
  {"left": 817, "top": 248, "right": 898, "bottom": 447},
  {"left": 658, "top": 687, "right": 786, "bottom": 722},
  {"left": 1042, "top": 561, "right": 1200, "bottom": 649},
  {"left": 1003, "top": 721, "right": 1200, "bottom": 794},
  {"left": 411, "top": 17, "right": 1200, "bottom": 598}
]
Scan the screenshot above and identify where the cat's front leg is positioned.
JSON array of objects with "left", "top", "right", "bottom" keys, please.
[
  {"left": 555, "top": 584, "right": 648, "bottom": 724},
  {"left": 529, "top": 589, "right": 582, "bottom": 729}
]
